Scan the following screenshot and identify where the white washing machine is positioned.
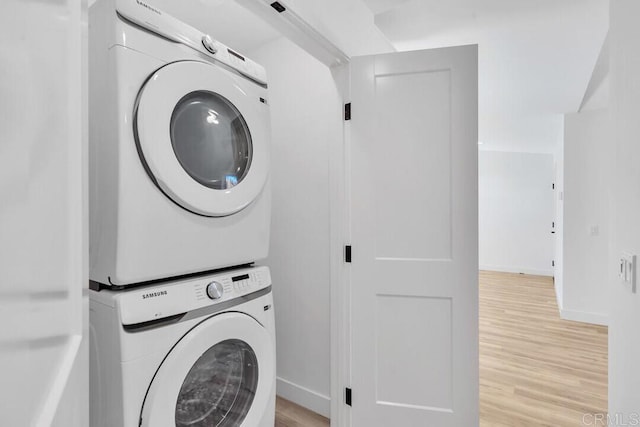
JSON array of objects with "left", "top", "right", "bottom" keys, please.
[
  {"left": 90, "top": 265, "right": 276, "bottom": 427},
  {"left": 89, "top": 0, "right": 271, "bottom": 287}
]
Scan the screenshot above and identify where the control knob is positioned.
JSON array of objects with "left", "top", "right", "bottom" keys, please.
[
  {"left": 201, "top": 35, "right": 217, "bottom": 54},
  {"left": 206, "top": 281, "right": 224, "bottom": 300}
]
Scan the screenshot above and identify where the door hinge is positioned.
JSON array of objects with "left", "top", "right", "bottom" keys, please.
[
  {"left": 270, "top": 1, "right": 286, "bottom": 13},
  {"left": 345, "top": 388, "right": 352, "bottom": 406},
  {"left": 552, "top": 260, "right": 555, "bottom": 267},
  {"left": 345, "top": 245, "right": 352, "bottom": 263},
  {"left": 552, "top": 182, "right": 555, "bottom": 190},
  {"left": 344, "top": 103, "right": 351, "bottom": 121}
]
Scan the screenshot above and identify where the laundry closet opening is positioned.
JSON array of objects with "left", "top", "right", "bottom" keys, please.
[{"left": 126, "top": 1, "right": 610, "bottom": 426}]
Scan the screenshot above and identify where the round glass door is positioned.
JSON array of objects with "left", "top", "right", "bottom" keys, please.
[
  {"left": 171, "top": 91, "right": 253, "bottom": 191},
  {"left": 175, "top": 339, "right": 258, "bottom": 427},
  {"left": 134, "top": 61, "right": 270, "bottom": 217},
  {"left": 139, "top": 312, "right": 275, "bottom": 427}
]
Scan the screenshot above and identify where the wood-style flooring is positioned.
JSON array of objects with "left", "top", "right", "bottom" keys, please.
[
  {"left": 275, "top": 271, "right": 608, "bottom": 426},
  {"left": 480, "top": 271, "right": 608, "bottom": 426},
  {"left": 275, "top": 396, "right": 330, "bottom": 427}
]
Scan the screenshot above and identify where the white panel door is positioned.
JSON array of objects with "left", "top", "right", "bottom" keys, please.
[
  {"left": 350, "top": 45, "right": 478, "bottom": 426},
  {"left": 0, "top": 0, "right": 88, "bottom": 426}
]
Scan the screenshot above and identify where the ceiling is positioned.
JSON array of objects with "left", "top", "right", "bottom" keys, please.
[{"left": 362, "top": 0, "right": 609, "bottom": 153}]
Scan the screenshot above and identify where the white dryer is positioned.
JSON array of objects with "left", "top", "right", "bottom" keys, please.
[
  {"left": 90, "top": 265, "right": 276, "bottom": 427},
  {"left": 89, "top": 0, "right": 271, "bottom": 287}
]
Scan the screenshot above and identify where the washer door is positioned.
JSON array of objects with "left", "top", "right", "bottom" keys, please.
[
  {"left": 134, "top": 61, "right": 269, "bottom": 217},
  {"left": 140, "top": 313, "right": 275, "bottom": 427}
]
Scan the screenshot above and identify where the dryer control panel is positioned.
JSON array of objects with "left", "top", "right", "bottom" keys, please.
[
  {"left": 117, "top": 266, "right": 271, "bottom": 327},
  {"left": 115, "top": 0, "right": 267, "bottom": 85}
]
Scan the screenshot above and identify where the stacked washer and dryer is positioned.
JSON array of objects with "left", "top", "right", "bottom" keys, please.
[{"left": 88, "top": 0, "right": 275, "bottom": 426}]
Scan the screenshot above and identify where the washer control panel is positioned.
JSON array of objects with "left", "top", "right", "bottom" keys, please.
[
  {"left": 206, "top": 281, "right": 224, "bottom": 300},
  {"left": 118, "top": 266, "right": 271, "bottom": 326}
]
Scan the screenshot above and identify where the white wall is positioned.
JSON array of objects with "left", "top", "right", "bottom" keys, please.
[
  {"left": 250, "top": 37, "right": 342, "bottom": 417},
  {"left": 479, "top": 150, "right": 554, "bottom": 276},
  {"left": 0, "top": 0, "right": 88, "bottom": 425},
  {"left": 561, "top": 109, "right": 610, "bottom": 325},
  {"left": 609, "top": 0, "right": 640, "bottom": 418}
]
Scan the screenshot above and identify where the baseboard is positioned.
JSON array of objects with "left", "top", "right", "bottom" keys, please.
[
  {"left": 276, "top": 377, "right": 331, "bottom": 418},
  {"left": 560, "top": 308, "right": 609, "bottom": 326},
  {"left": 480, "top": 264, "right": 554, "bottom": 277},
  {"left": 554, "top": 279, "right": 563, "bottom": 312}
]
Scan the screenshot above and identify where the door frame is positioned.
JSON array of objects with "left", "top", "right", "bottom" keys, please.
[
  {"left": 231, "top": 3, "right": 373, "bottom": 426},
  {"left": 328, "top": 64, "right": 352, "bottom": 427}
]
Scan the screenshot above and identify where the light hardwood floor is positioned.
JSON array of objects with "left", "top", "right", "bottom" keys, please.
[
  {"left": 480, "top": 271, "right": 608, "bottom": 426},
  {"left": 275, "top": 271, "right": 608, "bottom": 426},
  {"left": 275, "top": 396, "right": 330, "bottom": 427}
]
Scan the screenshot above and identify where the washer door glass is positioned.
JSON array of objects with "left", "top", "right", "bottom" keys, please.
[
  {"left": 175, "top": 339, "right": 258, "bottom": 427},
  {"left": 171, "top": 91, "right": 252, "bottom": 190}
]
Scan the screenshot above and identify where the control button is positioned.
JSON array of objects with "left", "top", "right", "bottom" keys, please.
[
  {"left": 206, "top": 281, "right": 224, "bottom": 300},
  {"left": 201, "top": 35, "right": 217, "bottom": 54}
]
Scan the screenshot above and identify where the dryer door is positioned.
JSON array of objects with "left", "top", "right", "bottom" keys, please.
[
  {"left": 134, "top": 60, "right": 269, "bottom": 217},
  {"left": 140, "top": 312, "right": 275, "bottom": 427}
]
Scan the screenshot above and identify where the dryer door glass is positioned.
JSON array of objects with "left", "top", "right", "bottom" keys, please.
[
  {"left": 175, "top": 339, "right": 258, "bottom": 427},
  {"left": 171, "top": 91, "right": 253, "bottom": 190}
]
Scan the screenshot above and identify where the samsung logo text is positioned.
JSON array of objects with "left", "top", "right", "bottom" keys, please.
[
  {"left": 136, "top": 0, "right": 161, "bottom": 15},
  {"left": 141, "top": 290, "right": 168, "bottom": 300}
]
